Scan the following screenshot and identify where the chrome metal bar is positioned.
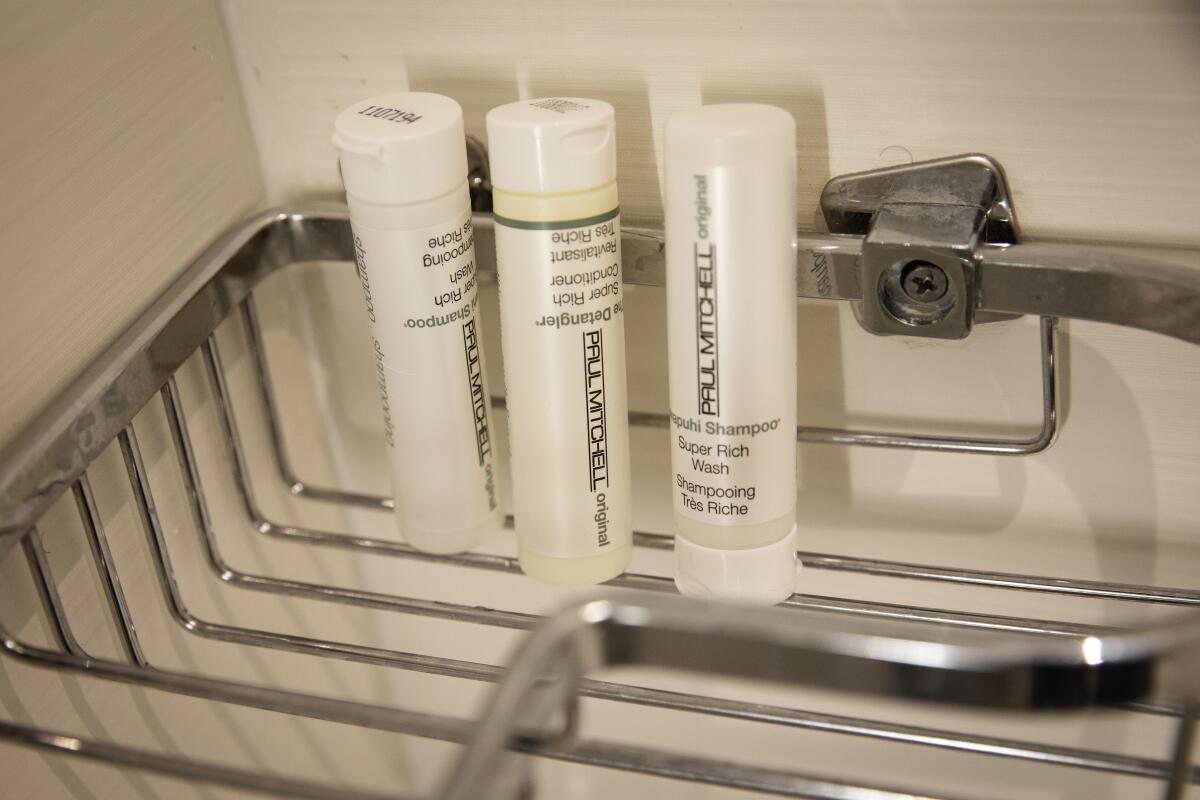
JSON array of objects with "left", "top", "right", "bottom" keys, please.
[
  {"left": 0, "top": 207, "right": 349, "bottom": 541},
  {"left": 440, "top": 596, "right": 1200, "bottom": 799},
  {"left": 0, "top": 620, "right": 967, "bottom": 800},
  {"left": 593, "top": 681, "right": 1199, "bottom": 784},
  {"left": 539, "top": 739, "right": 968, "bottom": 800},
  {"left": 139, "top": 397, "right": 527, "bottom": 674},
  {"left": 162, "top": 377, "right": 531, "bottom": 629},
  {"left": 1164, "top": 700, "right": 1198, "bottom": 800},
  {"left": 240, "top": 298, "right": 391, "bottom": 511},
  {"left": 637, "top": 531, "right": 1200, "bottom": 616},
  {"left": 774, "top": 594, "right": 1110, "bottom": 639},
  {"left": 73, "top": 476, "right": 147, "bottom": 666},
  {"left": 0, "top": 607, "right": 469, "bottom": 741},
  {"left": 190, "top": 352, "right": 530, "bottom": 623},
  {"left": 0, "top": 719, "right": 404, "bottom": 800},
  {"left": 979, "top": 244, "right": 1200, "bottom": 346},
  {"left": 792, "top": 316, "right": 1056, "bottom": 454},
  {"left": 146, "top": 380, "right": 1198, "bottom": 783},
  {"left": 0, "top": 576, "right": 956, "bottom": 800},
  {"left": 795, "top": 551, "right": 1200, "bottom": 606},
  {"left": 21, "top": 528, "right": 88, "bottom": 658},
  {"left": 1, "top": 493, "right": 469, "bottom": 739},
  {"left": 658, "top": 535, "right": 1200, "bottom": 612}
]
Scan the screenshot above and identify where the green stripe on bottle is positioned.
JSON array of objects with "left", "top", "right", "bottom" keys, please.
[{"left": 492, "top": 206, "right": 619, "bottom": 230}]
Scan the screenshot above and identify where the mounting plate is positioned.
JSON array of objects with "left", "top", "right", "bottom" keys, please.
[{"left": 821, "top": 154, "right": 1019, "bottom": 338}]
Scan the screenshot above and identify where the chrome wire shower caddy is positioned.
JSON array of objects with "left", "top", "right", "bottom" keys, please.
[{"left": 2, "top": 154, "right": 1200, "bottom": 799}]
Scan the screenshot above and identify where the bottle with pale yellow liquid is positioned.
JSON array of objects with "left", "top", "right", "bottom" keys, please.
[{"left": 486, "top": 98, "right": 632, "bottom": 584}]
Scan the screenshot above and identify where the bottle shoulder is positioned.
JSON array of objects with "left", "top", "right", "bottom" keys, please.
[{"left": 346, "top": 184, "right": 471, "bottom": 231}]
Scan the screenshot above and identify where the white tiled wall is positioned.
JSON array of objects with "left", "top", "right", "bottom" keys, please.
[
  {"left": 224, "top": 0, "right": 1200, "bottom": 244},
  {"left": 0, "top": 0, "right": 262, "bottom": 450}
]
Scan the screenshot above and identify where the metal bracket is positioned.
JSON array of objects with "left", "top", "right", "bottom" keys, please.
[
  {"left": 813, "top": 152, "right": 1200, "bottom": 347},
  {"left": 466, "top": 135, "right": 493, "bottom": 212},
  {"left": 821, "top": 154, "right": 1017, "bottom": 339}
]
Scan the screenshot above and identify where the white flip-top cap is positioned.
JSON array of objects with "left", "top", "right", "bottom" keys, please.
[
  {"left": 666, "top": 103, "right": 795, "bottom": 167},
  {"left": 675, "top": 526, "right": 800, "bottom": 606},
  {"left": 486, "top": 98, "right": 616, "bottom": 194},
  {"left": 333, "top": 92, "right": 467, "bottom": 206}
]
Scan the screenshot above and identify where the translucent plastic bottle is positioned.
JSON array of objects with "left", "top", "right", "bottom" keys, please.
[
  {"left": 664, "top": 104, "right": 800, "bottom": 604},
  {"left": 486, "top": 98, "right": 632, "bottom": 584},
  {"left": 333, "top": 92, "right": 502, "bottom": 554}
]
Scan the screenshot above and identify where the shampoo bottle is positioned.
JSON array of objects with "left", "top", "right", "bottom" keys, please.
[
  {"left": 334, "top": 92, "right": 503, "bottom": 554},
  {"left": 486, "top": 98, "right": 633, "bottom": 584},
  {"left": 664, "top": 104, "right": 799, "bottom": 604}
]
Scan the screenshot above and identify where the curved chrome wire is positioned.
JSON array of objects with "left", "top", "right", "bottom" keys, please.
[
  {"left": 153, "top": 377, "right": 1198, "bottom": 785},
  {"left": 0, "top": 521, "right": 954, "bottom": 800},
  {"left": 220, "top": 321, "right": 1197, "bottom": 608},
  {"left": 0, "top": 718, "right": 402, "bottom": 800}
]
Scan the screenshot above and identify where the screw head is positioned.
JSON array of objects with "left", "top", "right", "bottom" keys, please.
[{"left": 900, "top": 261, "right": 949, "bottom": 302}]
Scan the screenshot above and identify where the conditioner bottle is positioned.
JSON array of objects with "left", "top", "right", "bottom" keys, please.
[{"left": 486, "top": 98, "right": 633, "bottom": 584}]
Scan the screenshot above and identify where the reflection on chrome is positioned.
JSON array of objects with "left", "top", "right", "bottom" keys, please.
[{"left": 1082, "top": 636, "right": 1104, "bottom": 666}]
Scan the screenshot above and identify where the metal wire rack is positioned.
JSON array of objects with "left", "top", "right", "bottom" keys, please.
[{"left": 2, "top": 206, "right": 1200, "bottom": 800}]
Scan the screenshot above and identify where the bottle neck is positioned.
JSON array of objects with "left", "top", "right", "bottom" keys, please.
[{"left": 345, "top": 183, "right": 470, "bottom": 231}]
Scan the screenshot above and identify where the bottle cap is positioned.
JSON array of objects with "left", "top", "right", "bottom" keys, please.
[
  {"left": 333, "top": 92, "right": 467, "bottom": 206},
  {"left": 486, "top": 98, "right": 616, "bottom": 194},
  {"left": 674, "top": 525, "right": 800, "bottom": 606},
  {"left": 665, "top": 104, "right": 795, "bottom": 167}
]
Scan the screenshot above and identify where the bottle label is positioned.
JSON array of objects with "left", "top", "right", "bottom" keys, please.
[
  {"left": 350, "top": 210, "right": 499, "bottom": 537},
  {"left": 668, "top": 167, "right": 797, "bottom": 529},
  {"left": 493, "top": 207, "right": 632, "bottom": 559}
]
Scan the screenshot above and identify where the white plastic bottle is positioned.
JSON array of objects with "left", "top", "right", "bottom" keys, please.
[
  {"left": 333, "top": 92, "right": 502, "bottom": 554},
  {"left": 486, "top": 98, "right": 632, "bottom": 584},
  {"left": 664, "top": 104, "right": 799, "bottom": 605}
]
